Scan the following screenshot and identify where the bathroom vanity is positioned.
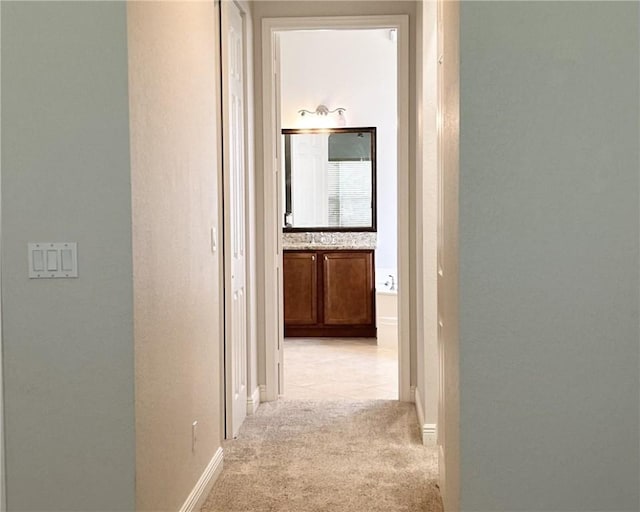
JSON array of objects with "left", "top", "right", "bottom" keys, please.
[
  {"left": 282, "top": 127, "right": 378, "bottom": 338},
  {"left": 284, "top": 247, "right": 376, "bottom": 338}
]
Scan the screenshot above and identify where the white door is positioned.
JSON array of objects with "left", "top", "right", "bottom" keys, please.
[{"left": 222, "top": 0, "right": 247, "bottom": 439}]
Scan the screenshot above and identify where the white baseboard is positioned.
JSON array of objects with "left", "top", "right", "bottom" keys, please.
[
  {"left": 414, "top": 387, "right": 437, "bottom": 446},
  {"left": 423, "top": 423, "right": 437, "bottom": 446},
  {"left": 247, "top": 386, "right": 260, "bottom": 415},
  {"left": 410, "top": 385, "right": 416, "bottom": 402},
  {"left": 259, "top": 384, "right": 267, "bottom": 402},
  {"left": 178, "top": 447, "right": 224, "bottom": 512},
  {"left": 377, "top": 316, "right": 398, "bottom": 326}
]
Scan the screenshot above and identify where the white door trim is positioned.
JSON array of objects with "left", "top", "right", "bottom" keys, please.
[{"left": 261, "top": 15, "right": 411, "bottom": 402}]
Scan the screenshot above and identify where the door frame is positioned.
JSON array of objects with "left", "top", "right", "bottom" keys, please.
[{"left": 261, "top": 15, "right": 411, "bottom": 402}]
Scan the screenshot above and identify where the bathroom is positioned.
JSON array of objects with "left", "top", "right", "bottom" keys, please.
[{"left": 278, "top": 28, "right": 399, "bottom": 400}]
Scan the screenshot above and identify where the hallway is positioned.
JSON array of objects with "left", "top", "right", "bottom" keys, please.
[{"left": 203, "top": 400, "right": 442, "bottom": 511}]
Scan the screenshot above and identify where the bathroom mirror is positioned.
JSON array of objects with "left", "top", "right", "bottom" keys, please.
[{"left": 283, "top": 127, "right": 376, "bottom": 232}]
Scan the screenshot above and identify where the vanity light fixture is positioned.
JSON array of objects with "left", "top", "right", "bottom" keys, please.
[{"left": 298, "top": 104, "right": 347, "bottom": 126}]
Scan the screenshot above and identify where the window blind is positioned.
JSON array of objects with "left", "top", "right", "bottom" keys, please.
[{"left": 327, "top": 161, "right": 372, "bottom": 227}]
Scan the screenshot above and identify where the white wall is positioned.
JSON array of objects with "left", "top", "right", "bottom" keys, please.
[
  {"left": 1, "top": 2, "right": 135, "bottom": 509},
  {"left": 280, "top": 29, "right": 397, "bottom": 274},
  {"left": 127, "top": 2, "right": 224, "bottom": 510},
  {"left": 458, "top": 2, "right": 639, "bottom": 510}
]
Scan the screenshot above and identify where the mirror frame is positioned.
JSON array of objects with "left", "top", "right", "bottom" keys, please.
[{"left": 282, "top": 126, "right": 377, "bottom": 233}]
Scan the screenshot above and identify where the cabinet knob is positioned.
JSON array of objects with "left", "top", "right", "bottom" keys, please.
[{"left": 311, "top": 255, "right": 315, "bottom": 261}]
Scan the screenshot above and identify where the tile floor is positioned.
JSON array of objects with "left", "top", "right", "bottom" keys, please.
[{"left": 283, "top": 338, "right": 398, "bottom": 400}]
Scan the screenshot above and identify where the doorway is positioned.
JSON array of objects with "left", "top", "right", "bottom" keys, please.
[
  {"left": 260, "top": 15, "right": 411, "bottom": 403},
  {"left": 277, "top": 28, "right": 400, "bottom": 400}
]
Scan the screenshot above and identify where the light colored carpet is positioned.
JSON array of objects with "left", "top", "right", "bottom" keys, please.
[{"left": 202, "top": 400, "right": 443, "bottom": 512}]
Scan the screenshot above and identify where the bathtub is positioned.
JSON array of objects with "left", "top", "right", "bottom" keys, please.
[{"left": 376, "top": 287, "right": 398, "bottom": 349}]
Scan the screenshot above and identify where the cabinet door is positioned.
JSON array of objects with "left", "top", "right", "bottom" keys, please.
[
  {"left": 283, "top": 252, "right": 318, "bottom": 325},
  {"left": 322, "top": 251, "right": 374, "bottom": 325}
]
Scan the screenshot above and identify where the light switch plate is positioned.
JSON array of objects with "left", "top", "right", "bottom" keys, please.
[{"left": 28, "top": 243, "right": 78, "bottom": 279}]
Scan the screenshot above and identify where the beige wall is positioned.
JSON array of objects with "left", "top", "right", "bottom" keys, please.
[
  {"left": 1, "top": 2, "right": 136, "bottom": 510},
  {"left": 127, "top": 2, "right": 224, "bottom": 510},
  {"left": 251, "top": 0, "right": 418, "bottom": 391},
  {"left": 438, "top": 0, "right": 460, "bottom": 509}
]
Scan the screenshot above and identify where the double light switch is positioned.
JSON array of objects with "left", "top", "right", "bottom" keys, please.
[{"left": 28, "top": 243, "right": 78, "bottom": 278}]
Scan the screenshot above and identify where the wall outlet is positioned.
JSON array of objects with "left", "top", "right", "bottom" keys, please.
[{"left": 192, "top": 420, "right": 198, "bottom": 453}]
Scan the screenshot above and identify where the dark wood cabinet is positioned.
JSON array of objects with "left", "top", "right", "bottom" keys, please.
[
  {"left": 283, "top": 252, "right": 318, "bottom": 325},
  {"left": 284, "top": 250, "right": 376, "bottom": 338},
  {"left": 323, "top": 252, "right": 374, "bottom": 326}
]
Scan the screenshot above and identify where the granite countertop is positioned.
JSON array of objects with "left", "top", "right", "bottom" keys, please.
[{"left": 283, "top": 232, "right": 377, "bottom": 250}]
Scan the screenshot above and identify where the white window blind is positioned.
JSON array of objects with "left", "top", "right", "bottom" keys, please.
[{"left": 327, "top": 161, "right": 372, "bottom": 227}]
